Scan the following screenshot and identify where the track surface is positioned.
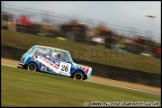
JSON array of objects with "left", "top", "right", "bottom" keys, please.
[{"left": 1, "top": 58, "right": 160, "bottom": 95}]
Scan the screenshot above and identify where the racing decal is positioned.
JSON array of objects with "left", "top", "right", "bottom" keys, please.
[
  {"left": 78, "top": 65, "right": 85, "bottom": 68},
  {"left": 58, "top": 62, "right": 71, "bottom": 76},
  {"left": 40, "top": 65, "right": 47, "bottom": 71},
  {"left": 36, "top": 56, "right": 59, "bottom": 73},
  {"left": 78, "top": 65, "right": 90, "bottom": 74},
  {"left": 85, "top": 68, "right": 90, "bottom": 74},
  {"left": 36, "top": 56, "right": 71, "bottom": 76},
  {"left": 54, "top": 61, "right": 60, "bottom": 66}
]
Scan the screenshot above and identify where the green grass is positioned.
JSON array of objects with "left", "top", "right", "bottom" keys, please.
[
  {"left": 1, "top": 65, "right": 161, "bottom": 107},
  {"left": 1, "top": 30, "right": 161, "bottom": 73}
]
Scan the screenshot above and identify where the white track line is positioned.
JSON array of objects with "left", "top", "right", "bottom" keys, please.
[
  {"left": 86, "top": 80, "right": 160, "bottom": 96},
  {"left": 2, "top": 64, "right": 161, "bottom": 96},
  {"left": 2, "top": 64, "right": 16, "bottom": 68}
]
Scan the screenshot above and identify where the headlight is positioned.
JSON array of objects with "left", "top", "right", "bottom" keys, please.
[{"left": 20, "top": 55, "right": 25, "bottom": 62}]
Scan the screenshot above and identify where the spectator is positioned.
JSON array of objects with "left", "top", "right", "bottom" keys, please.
[
  {"left": 153, "top": 47, "right": 161, "bottom": 58},
  {"left": 19, "top": 15, "right": 31, "bottom": 33},
  {"left": 114, "top": 39, "right": 126, "bottom": 52},
  {"left": 20, "top": 15, "right": 31, "bottom": 26},
  {"left": 8, "top": 19, "right": 16, "bottom": 31},
  {"left": 2, "top": 12, "right": 13, "bottom": 30}
]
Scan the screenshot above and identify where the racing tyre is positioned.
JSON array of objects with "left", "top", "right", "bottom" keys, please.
[
  {"left": 73, "top": 71, "right": 85, "bottom": 80},
  {"left": 27, "top": 62, "right": 37, "bottom": 71}
]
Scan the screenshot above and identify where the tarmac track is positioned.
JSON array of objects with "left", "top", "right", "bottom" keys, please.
[{"left": 1, "top": 58, "right": 160, "bottom": 95}]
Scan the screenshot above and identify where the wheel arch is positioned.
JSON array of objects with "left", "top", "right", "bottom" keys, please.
[
  {"left": 25, "top": 61, "right": 40, "bottom": 71},
  {"left": 71, "top": 70, "right": 87, "bottom": 80}
]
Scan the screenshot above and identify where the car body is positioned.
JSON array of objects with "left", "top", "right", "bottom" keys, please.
[{"left": 17, "top": 45, "right": 92, "bottom": 80}]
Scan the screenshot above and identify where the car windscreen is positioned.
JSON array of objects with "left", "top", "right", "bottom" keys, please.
[{"left": 27, "top": 46, "right": 35, "bottom": 53}]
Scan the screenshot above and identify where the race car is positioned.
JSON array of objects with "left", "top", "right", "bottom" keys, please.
[{"left": 17, "top": 45, "right": 92, "bottom": 80}]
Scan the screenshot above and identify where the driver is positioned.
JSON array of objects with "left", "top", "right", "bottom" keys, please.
[
  {"left": 56, "top": 53, "right": 61, "bottom": 59},
  {"left": 54, "top": 53, "right": 62, "bottom": 60}
]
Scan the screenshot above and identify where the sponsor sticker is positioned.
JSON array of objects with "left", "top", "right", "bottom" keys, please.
[{"left": 36, "top": 56, "right": 71, "bottom": 76}]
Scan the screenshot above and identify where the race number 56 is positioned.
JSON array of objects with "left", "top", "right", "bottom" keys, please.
[{"left": 59, "top": 62, "right": 71, "bottom": 76}]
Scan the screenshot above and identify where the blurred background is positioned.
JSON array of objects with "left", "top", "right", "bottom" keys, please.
[
  {"left": 1, "top": 1, "right": 161, "bottom": 87},
  {"left": 1, "top": 1, "right": 161, "bottom": 58}
]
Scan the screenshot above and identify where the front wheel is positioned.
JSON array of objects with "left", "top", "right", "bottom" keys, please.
[
  {"left": 73, "top": 71, "right": 85, "bottom": 80},
  {"left": 27, "top": 62, "right": 38, "bottom": 71}
]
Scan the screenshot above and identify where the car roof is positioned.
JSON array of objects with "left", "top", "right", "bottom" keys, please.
[{"left": 34, "top": 45, "right": 69, "bottom": 52}]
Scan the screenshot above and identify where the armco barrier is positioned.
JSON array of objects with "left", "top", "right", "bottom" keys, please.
[{"left": 1, "top": 45, "right": 161, "bottom": 87}]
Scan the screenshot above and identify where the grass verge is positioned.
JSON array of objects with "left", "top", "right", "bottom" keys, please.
[{"left": 1, "top": 65, "right": 160, "bottom": 107}]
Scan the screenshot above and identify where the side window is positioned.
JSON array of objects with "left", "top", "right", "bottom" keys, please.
[
  {"left": 37, "top": 48, "right": 52, "bottom": 59},
  {"left": 52, "top": 52, "right": 62, "bottom": 60},
  {"left": 62, "top": 53, "right": 68, "bottom": 62},
  {"left": 37, "top": 48, "right": 46, "bottom": 55},
  {"left": 43, "top": 49, "right": 52, "bottom": 59},
  {"left": 51, "top": 52, "right": 57, "bottom": 59},
  {"left": 52, "top": 51, "right": 67, "bottom": 62},
  {"left": 41, "top": 53, "right": 50, "bottom": 58}
]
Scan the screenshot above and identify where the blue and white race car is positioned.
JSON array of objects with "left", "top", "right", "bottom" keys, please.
[{"left": 17, "top": 45, "right": 92, "bottom": 80}]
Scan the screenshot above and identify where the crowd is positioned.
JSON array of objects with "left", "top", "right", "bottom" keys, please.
[{"left": 1, "top": 12, "right": 161, "bottom": 59}]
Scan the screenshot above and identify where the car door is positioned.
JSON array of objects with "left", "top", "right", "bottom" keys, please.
[
  {"left": 38, "top": 48, "right": 53, "bottom": 72},
  {"left": 51, "top": 50, "right": 72, "bottom": 76}
]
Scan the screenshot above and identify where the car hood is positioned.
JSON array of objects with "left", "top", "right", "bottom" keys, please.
[{"left": 72, "top": 62, "right": 91, "bottom": 69}]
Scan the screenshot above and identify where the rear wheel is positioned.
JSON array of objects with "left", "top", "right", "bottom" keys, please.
[
  {"left": 73, "top": 71, "right": 85, "bottom": 80},
  {"left": 27, "top": 62, "right": 37, "bottom": 71}
]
